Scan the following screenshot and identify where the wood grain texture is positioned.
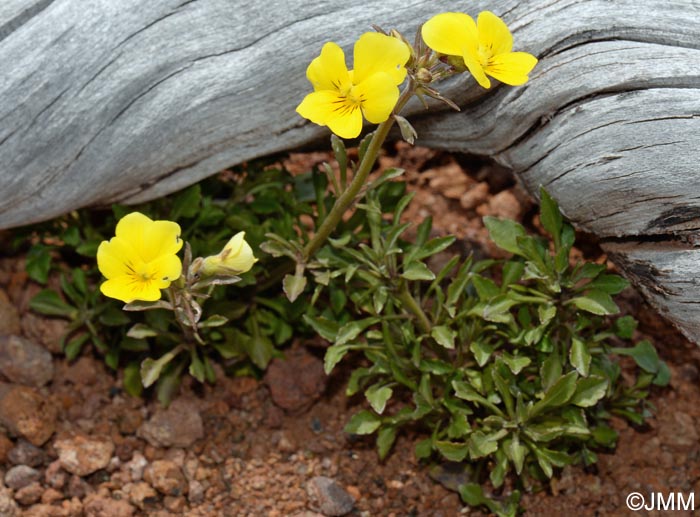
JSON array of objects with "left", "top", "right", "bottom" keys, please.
[{"left": 1, "top": 0, "right": 699, "bottom": 341}]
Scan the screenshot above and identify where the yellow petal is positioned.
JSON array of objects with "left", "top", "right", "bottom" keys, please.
[
  {"left": 306, "top": 42, "right": 350, "bottom": 92},
  {"left": 485, "top": 52, "right": 538, "bottom": 86},
  {"left": 96, "top": 237, "right": 139, "bottom": 279},
  {"left": 422, "top": 12, "right": 477, "bottom": 57},
  {"left": 297, "top": 90, "right": 343, "bottom": 126},
  {"left": 462, "top": 50, "right": 491, "bottom": 88},
  {"left": 114, "top": 212, "right": 151, "bottom": 256},
  {"left": 141, "top": 220, "right": 182, "bottom": 262},
  {"left": 355, "top": 72, "right": 399, "bottom": 124},
  {"left": 352, "top": 32, "right": 409, "bottom": 85},
  {"left": 326, "top": 105, "right": 364, "bottom": 139},
  {"left": 477, "top": 11, "right": 513, "bottom": 56},
  {"left": 150, "top": 254, "right": 182, "bottom": 287},
  {"left": 221, "top": 232, "right": 245, "bottom": 257},
  {"left": 100, "top": 276, "right": 162, "bottom": 303}
]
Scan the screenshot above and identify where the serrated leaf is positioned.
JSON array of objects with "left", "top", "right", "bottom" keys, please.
[
  {"left": 366, "top": 384, "right": 393, "bottom": 414},
  {"left": 283, "top": 273, "right": 307, "bottom": 302},
  {"left": 435, "top": 441, "right": 469, "bottom": 462},
  {"left": 431, "top": 325, "right": 456, "bottom": 349},
  {"left": 571, "top": 376, "right": 608, "bottom": 407},
  {"left": 336, "top": 317, "right": 379, "bottom": 346},
  {"left": 500, "top": 353, "right": 531, "bottom": 375},
  {"left": 468, "top": 430, "right": 504, "bottom": 459},
  {"left": 569, "top": 337, "right": 591, "bottom": 377},
  {"left": 345, "top": 410, "right": 381, "bottom": 435}
]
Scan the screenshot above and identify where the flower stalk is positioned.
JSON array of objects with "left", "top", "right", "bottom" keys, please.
[{"left": 302, "top": 82, "right": 416, "bottom": 262}]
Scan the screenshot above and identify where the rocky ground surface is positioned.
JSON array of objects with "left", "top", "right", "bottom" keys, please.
[{"left": 0, "top": 145, "right": 698, "bottom": 516}]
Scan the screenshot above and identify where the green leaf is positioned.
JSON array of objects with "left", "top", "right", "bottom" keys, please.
[
  {"left": 198, "top": 315, "right": 229, "bottom": 328},
  {"left": 346, "top": 367, "right": 371, "bottom": 396},
  {"left": 529, "top": 371, "right": 578, "bottom": 419},
  {"left": 395, "top": 114, "right": 417, "bottom": 144},
  {"left": 29, "top": 290, "right": 76, "bottom": 318},
  {"left": 569, "top": 338, "right": 591, "bottom": 377},
  {"left": 571, "top": 376, "right": 608, "bottom": 407},
  {"left": 366, "top": 384, "right": 393, "bottom": 414},
  {"left": 435, "top": 441, "right": 469, "bottom": 462},
  {"left": 468, "top": 430, "right": 504, "bottom": 459},
  {"left": 501, "top": 261, "right": 525, "bottom": 288},
  {"left": 402, "top": 261, "right": 435, "bottom": 281},
  {"left": 141, "top": 347, "right": 183, "bottom": 388},
  {"left": 472, "top": 275, "right": 500, "bottom": 300},
  {"left": 336, "top": 317, "right": 379, "bottom": 346},
  {"left": 569, "top": 289, "right": 619, "bottom": 315},
  {"left": 500, "top": 353, "right": 531, "bottom": 375},
  {"left": 126, "top": 323, "right": 158, "bottom": 339},
  {"left": 470, "top": 341, "right": 494, "bottom": 367},
  {"left": 345, "top": 410, "right": 381, "bottom": 435},
  {"left": 324, "top": 344, "right": 351, "bottom": 374},
  {"left": 653, "top": 360, "right": 671, "bottom": 386},
  {"left": 587, "top": 274, "right": 629, "bottom": 294},
  {"left": 64, "top": 333, "right": 89, "bottom": 361},
  {"left": 283, "top": 272, "right": 307, "bottom": 302},
  {"left": 614, "top": 315, "right": 637, "bottom": 339},
  {"left": 538, "top": 304, "right": 556, "bottom": 326},
  {"left": 506, "top": 435, "right": 527, "bottom": 475},
  {"left": 303, "top": 315, "right": 340, "bottom": 342},
  {"left": 171, "top": 184, "right": 201, "bottom": 219},
  {"left": 26, "top": 245, "right": 52, "bottom": 284},
  {"left": 431, "top": 325, "right": 456, "bottom": 349},
  {"left": 612, "top": 340, "right": 660, "bottom": 373},
  {"left": 483, "top": 217, "right": 528, "bottom": 255},
  {"left": 188, "top": 351, "right": 206, "bottom": 383},
  {"left": 539, "top": 188, "right": 563, "bottom": 246},
  {"left": 98, "top": 306, "right": 131, "bottom": 326},
  {"left": 415, "top": 438, "right": 433, "bottom": 460},
  {"left": 123, "top": 362, "right": 143, "bottom": 397},
  {"left": 377, "top": 426, "right": 397, "bottom": 460}
]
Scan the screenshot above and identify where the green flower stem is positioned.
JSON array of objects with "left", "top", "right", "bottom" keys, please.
[
  {"left": 397, "top": 281, "right": 432, "bottom": 336},
  {"left": 302, "top": 81, "right": 416, "bottom": 262}
]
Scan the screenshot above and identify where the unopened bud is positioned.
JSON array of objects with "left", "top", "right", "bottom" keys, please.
[
  {"left": 415, "top": 68, "right": 433, "bottom": 84},
  {"left": 196, "top": 232, "right": 257, "bottom": 277}
]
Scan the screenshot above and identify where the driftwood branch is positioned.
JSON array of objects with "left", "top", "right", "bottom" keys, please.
[{"left": 1, "top": 0, "right": 699, "bottom": 341}]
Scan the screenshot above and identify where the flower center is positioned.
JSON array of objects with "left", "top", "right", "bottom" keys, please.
[{"left": 477, "top": 44, "right": 494, "bottom": 67}]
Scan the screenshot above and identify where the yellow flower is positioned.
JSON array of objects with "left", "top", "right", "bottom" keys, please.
[
  {"left": 97, "top": 212, "right": 183, "bottom": 303},
  {"left": 422, "top": 11, "right": 537, "bottom": 89},
  {"left": 199, "top": 232, "right": 257, "bottom": 277},
  {"left": 296, "top": 32, "right": 410, "bottom": 139}
]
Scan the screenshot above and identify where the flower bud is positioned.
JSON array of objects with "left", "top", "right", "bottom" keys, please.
[
  {"left": 198, "top": 232, "right": 257, "bottom": 277},
  {"left": 415, "top": 67, "right": 433, "bottom": 84}
]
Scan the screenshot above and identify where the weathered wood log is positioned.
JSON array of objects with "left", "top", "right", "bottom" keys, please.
[{"left": 1, "top": 0, "right": 699, "bottom": 342}]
